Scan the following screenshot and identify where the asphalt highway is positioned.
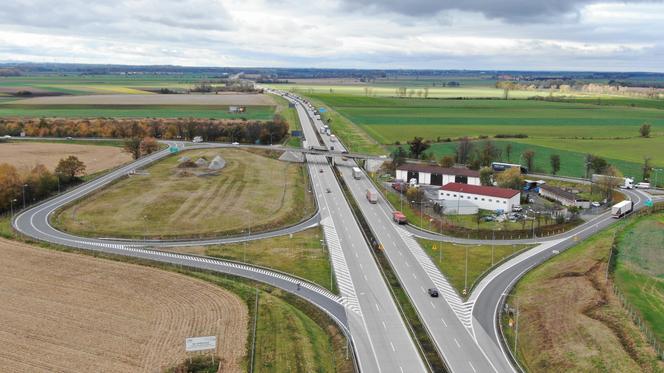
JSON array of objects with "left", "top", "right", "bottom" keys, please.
[
  {"left": 299, "top": 97, "right": 498, "bottom": 372},
  {"left": 12, "top": 93, "right": 662, "bottom": 372},
  {"left": 287, "top": 93, "right": 427, "bottom": 373}
]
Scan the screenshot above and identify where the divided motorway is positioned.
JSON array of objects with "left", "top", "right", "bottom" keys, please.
[
  {"left": 293, "top": 92, "right": 498, "bottom": 373},
  {"left": 287, "top": 94, "right": 427, "bottom": 372}
]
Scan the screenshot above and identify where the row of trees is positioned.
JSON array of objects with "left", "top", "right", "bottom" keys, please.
[
  {"left": 0, "top": 156, "right": 86, "bottom": 213},
  {"left": 0, "top": 115, "right": 290, "bottom": 144}
]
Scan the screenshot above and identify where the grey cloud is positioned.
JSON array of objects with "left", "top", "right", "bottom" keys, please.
[
  {"left": 339, "top": 0, "right": 658, "bottom": 23},
  {"left": 0, "top": 0, "right": 232, "bottom": 31}
]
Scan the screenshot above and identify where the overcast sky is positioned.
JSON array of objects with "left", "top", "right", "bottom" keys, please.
[{"left": 1, "top": 0, "right": 663, "bottom": 71}]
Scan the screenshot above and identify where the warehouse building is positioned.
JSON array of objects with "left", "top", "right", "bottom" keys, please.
[
  {"left": 396, "top": 164, "right": 480, "bottom": 186},
  {"left": 437, "top": 183, "right": 521, "bottom": 212},
  {"left": 539, "top": 184, "right": 590, "bottom": 208}
]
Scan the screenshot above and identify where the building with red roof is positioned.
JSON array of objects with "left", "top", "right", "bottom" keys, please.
[{"left": 438, "top": 183, "right": 521, "bottom": 212}]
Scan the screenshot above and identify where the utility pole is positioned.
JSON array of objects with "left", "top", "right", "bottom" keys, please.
[{"left": 492, "top": 229, "right": 495, "bottom": 266}]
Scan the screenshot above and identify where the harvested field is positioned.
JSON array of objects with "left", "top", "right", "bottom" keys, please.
[
  {"left": 53, "top": 148, "right": 316, "bottom": 239},
  {"left": 11, "top": 93, "right": 276, "bottom": 106},
  {"left": 506, "top": 228, "right": 664, "bottom": 372},
  {"left": 0, "top": 238, "right": 247, "bottom": 373},
  {"left": 0, "top": 141, "right": 131, "bottom": 174}
]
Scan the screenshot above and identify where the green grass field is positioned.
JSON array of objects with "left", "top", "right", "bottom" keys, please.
[
  {"left": 0, "top": 104, "right": 275, "bottom": 120},
  {"left": 418, "top": 239, "right": 532, "bottom": 296},
  {"left": 615, "top": 212, "right": 664, "bottom": 345},
  {"left": 53, "top": 148, "right": 315, "bottom": 239},
  {"left": 202, "top": 228, "right": 335, "bottom": 292},
  {"left": 424, "top": 140, "right": 648, "bottom": 179}
]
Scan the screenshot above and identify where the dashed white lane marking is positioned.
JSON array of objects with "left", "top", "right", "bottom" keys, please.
[
  {"left": 382, "top": 321, "right": 387, "bottom": 329},
  {"left": 469, "top": 361, "right": 477, "bottom": 373},
  {"left": 454, "top": 338, "right": 461, "bottom": 348},
  {"left": 430, "top": 301, "right": 436, "bottom": 309},
  {"left": 441, "top": 318, "right": 448, "bottom": 327},
  {"left": 395, "top": 226, "right": 475, "bottom": 329},
  {"left": 390, "top": 342, "right": 396, "bottom": 352}
]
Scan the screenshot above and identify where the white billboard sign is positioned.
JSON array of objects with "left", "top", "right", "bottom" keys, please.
[{"left": 185, "top": 336, "right": 217, "bottom": 352}]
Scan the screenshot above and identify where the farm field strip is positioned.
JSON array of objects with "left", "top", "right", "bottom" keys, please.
[
  {"left": 0, "top": 104, "right": 275, "bottom": 120},
  {"left": 0, "top": 238, "right": 247, "bottom": 373},
  {"left": 0, "top": 141, "right": 132, "bottom": 174}
]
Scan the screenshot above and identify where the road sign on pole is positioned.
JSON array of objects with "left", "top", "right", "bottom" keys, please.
[
  {"left": 645, "top": 199, "right": 654, "bottom": 207},
  {"left": 170, "top": 146, "right": 180, "bottom": 154},
  {"left": 186, "top": 336, "right": 217, "bottom": 352}
]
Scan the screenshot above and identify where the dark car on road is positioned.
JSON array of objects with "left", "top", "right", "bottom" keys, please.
[{"left": 428, "top": 288, "right": 439, "bottom": 297}]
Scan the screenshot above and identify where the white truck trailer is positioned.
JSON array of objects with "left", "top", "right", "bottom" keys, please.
[
  {"left": 611, "top": 200, "right": 633, "bottom": 218},
  {"left": 352, "top": 167, "right": 362, "bottom": 180}
]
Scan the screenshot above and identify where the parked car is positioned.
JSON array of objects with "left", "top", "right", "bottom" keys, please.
[
  {"left": 512, "top": 206, "right": 523, "bottom": 212},
  {"left": 428, "top": 288, "right": 439, "bottom": 297},
  {"left": 591, "top": 201, "right": 601, "bottom": 207}
]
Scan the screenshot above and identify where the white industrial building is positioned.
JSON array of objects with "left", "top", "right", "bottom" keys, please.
[
  {"left": 437, "top": 183, "right": 521, "bottom": 212},
  {"left": 396, "top": 164, "right": 480, "bottom": 186}
]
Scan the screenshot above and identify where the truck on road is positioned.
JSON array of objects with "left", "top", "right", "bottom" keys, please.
[
  {"left": 636, "top": 182, "right": 651, "bottom": 189},
  {"left": 392, "top": 211, "right": 407, "bottom": 224},
  {"left": 352, "top": 167, "right": 362, "bottom": 180},
  {"left": 366, "top": 189, "right": 378, "bottom": 204},
  {"left": 611, "top": 200, "right": 633, "bottom": 218}
]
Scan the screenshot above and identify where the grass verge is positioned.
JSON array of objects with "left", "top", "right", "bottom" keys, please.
[
  {"left": 417, "top": 239, "right": 532, "bottom": 297},
  {"left": 52, "top": 148, "right": 316, "bottom": 239},
  {"left": 502, "top": 226, "right": 664, "bottom": 372},
  {"left": 614, "top": 212, "right": 664, "bottom": 346},
  {"left": 177, "top": 227, "right": 336, "bottom": 293}
]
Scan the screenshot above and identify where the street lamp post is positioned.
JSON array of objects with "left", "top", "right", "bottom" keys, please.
[
  {"left": 22, "top": 184, "right": 28, "bottom": 209},
  {"left": 492, "top": 229, "right": 495, "bottom": 266},
  {"left": 143, "top": 215, "right": 148, "bottom": 241},
  {"left": 10, "top": 198, "right": 17, "bottom": 219},
  {"left": 464, "top": 245, "right": 469, "bottom": 296}
]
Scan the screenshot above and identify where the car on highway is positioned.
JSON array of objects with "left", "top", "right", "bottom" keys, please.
[
  {"left": 231, "top": 142, "right": 240, "bottom": 145},
  {"left": 2, "top": 135, "right": 11, "bottom": 139},
  {"left": 428, "top": 288, "right": 439, "bottom": 297},
  {"left": 326, "top": 188, "right": 331, "bottom": 193},
  {"left": 319, "top": 168, "right": 324, "bottom": 173}
]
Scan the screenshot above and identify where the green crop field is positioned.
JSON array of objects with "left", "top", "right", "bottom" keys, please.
[
  {"left": 307, "top": 94, "right": 664, "bottom": 143},
  {"left": 0, "top": 104, "right": 275, "bottom": 120},
  {"left": 614, "top": 212, "right": 664, "bottom": 345}
]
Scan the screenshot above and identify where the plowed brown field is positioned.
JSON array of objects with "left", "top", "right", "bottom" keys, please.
[
  {"left": 0, "top": 142, "right": 131, "bottom": 174},
  {"left": 0, "top": 238, "right": 247, "bottom": 372}
]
